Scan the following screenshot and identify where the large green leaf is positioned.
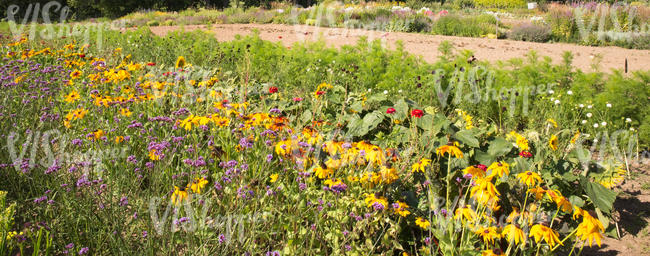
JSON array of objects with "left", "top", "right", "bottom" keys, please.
[
  {"left": 453, "top": 130, "right": 479, "bottom": 148},
  {"left": 487, "top": 138, "right": 513, "bottom": 157},
  {"left": 580, "top": 177, "right": 617, "bottom": 214}
]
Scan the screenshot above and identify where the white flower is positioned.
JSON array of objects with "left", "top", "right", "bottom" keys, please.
[
  {"left": 277, "top": 9, "right": 284, "bottom": 13},
  {"left": 367, "top": 89, "right": 372, "bottom": 92},
  {"left": 601, "top": 121, "right": 607, "bottom": 127},
  {"left": 567, "top": 90, "right": 573, "bottom": 95},
  {"left": 625, "top": 118, "right": 632, "bottom": 123},
  {"left": 630, "top": 127, "right": 635, "bottom": 131},
  {"left": 383, "top": 90, "right": 388, "bottom": 94},
  {"left": 593, "top": 123, "right": 599, "bottom": 128},
  {"left": 548, "top": 90, "right": 554, "bottom": 94},
  {"left": 306, "top": 68, "right": 310, "bottom": 72},
  {"left": 554, "top": 99, "right": 560, "bottom": 105},
  {"left": 581, "top": 120, "right": 587, "bottom": 124},
  {"left": 398, "top": 90, "right": 403, "bottom": 93},
  {"left": 587, "top": 105, "right": 593, "bottom": 109},
  {"left": 594, "top": 138, "right": 598, "bottom": 143},
  {"left": 606, "top": 103, "right": 612, "bottom": 108},
  {"left": 586, "top": 113, "right": 592, "bottom": 118},
  {"left": 579, "top": 104, "right": 584, "bottom": 108}
]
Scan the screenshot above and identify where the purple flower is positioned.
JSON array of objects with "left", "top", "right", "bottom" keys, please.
[
  {"left": 218, "top": 234, "right": 226, "bottom": 243},
  {"left": 66, "top": 243, "right": 74, "bottom": 249},
  {"left": 266, "top": 154, "right": 273, "bottom": 162},
  {"left": 78, "top": 247, "right": 89, "bottom": 255},
  {"left": 142, "top": 231, "right": 148, "bottom": 238},
  {"left": 119, "top": 196, "right": 128, "bottom": 207}
]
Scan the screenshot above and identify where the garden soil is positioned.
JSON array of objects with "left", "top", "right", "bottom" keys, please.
[{"left": 143, "top": 24, "right": 650, "bottom": 74}]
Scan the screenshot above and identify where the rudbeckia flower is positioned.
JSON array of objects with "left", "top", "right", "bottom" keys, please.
[
  {"left": 502, "top": 224, "right": 525, "bottom": 245},
  {"left": 475, "top": 226, "right": 501, "bottom": 244},
  {"left": 415, "top": 217, "right": 430, "bottom": 230},
  {"left": 436, "top": 142, "right": 463, "bottom": 159},
  {"left": 576, "top": 211, "right": 604, "bottom": 247},
  {"left": 171, "top": 186, "right": 189, "bottom": 205},
  {"left": 516, "top": 171, "right": 542, "bottom": 187},
  {"left": 190, "top": 177, "right": 209, "bottom": 193},
  {"left": 454, "top": 205, "right": 477, "bottom": 223},
  {"left": 462, "top": 165, "right": 485, "bottom": 178},
  {"left": 486, "top": 161, "right": 509, "bottom": 178},
  {"left": 529, "top": 224, "right": 562, "bottom": 247},
  {"left": 411, "top": 158, "right": 431, "bottom": 173},
  {"left": 269, "top": 173, "right": 279, "bottom": 183},
  {"left": 549, "top": 135, "right": 559, "bottom": 151},
  {"left": 175, "top": 56, "right": 186, "bottom": 69},
  {"left": 64, "top": 91, "right": 80, "bottom": 103}
]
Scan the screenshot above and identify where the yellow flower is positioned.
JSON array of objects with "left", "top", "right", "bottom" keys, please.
[
  {"left": 576, "top": 211, "right": 604, "bottom": 247},
  {"left": 364, "top": 193, "right": 388, "bottom": 209},
  {"left": 411, "top": 158, "right": 431, "bottom": 173},
  {"left": 527, "top": 186, "right": 546, "bottom": 200},
  {"left": 175, "top": 56, "right": 186, "bottom": 69},
  {"left": 415, "top": 217, "right": 430, "bottom": 230},
  {"left": 570, "top": 131, "right": 581, "bottom": 144},
  {"left": 454, "top": 205, "right": 477, "bottom": 223},
  {"left": 475, "top": 226, "right": 501, "bottom": 244},
  {"left": 70, "top": 69, "right": 82, "bottom": 79},
  {"left": 462, "top": 165, "right": 485, "bottom": 178},
  {"left": 529, "top": 224, "right": 562, "bottom": 248},
  {"left": 190, "top": 177, "right": 209, "bottom": 193},
  {"left": 487, "top": 161, "right": 510, "bottom": 178},
  {"left": 91, "top": 129, "right": 104, "bottom": 140},
  {"left": 64, "top": 91, "right": 80, "bottom": 103},
  {"left": 171, "top": 186, "right": 189, "bottom": 205},
  {"left": 547, "top": 190, "right": 573, "bottom": 213},
  {"left": 393, "top": 201, "right": 411, "bottom": 217},
  {"left": 120, "top": 108, "right": 132, "bottom": 117},
  {"left": 549, "top": 134, "right": 559, "bottom": 151},
  {"left": 148, "top": 149, "right": 160, "bottom": 161},
  {"left": 436, "top": 142, "right": 463, "bottom": 158},
  {"left": 547, "top": 118, "right": 558, "bottom": 128},
  {"left": 470, "top": 177, "right": 500, "bottom": 205},
  {"left": 481, "top": 249, "right": 505, "bottom": 256},
  {"left": 313, "top": 165, "right": 334, "bottom": 179},
  {"left": 275, "top": 140, "right": 292, "bottom": 156},
  {"left": 508, "top": 131, "right": 529, "bottom": 151},
  {"left": 516, "top": 171, "right": 542, "bottom": 187},
  {"left": 502, "top": 224, "right": 526, "bottom": 245},
  {"left": 269, "top": 173, "right": 279, "bottom": 183}
]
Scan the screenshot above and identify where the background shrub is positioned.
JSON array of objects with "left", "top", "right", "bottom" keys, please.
[
  {"left": 508, "top": 22, "right": 552, "bottom": 42},
  {"left": 473, "top": 0, "right": 526, "bottom": 9}
]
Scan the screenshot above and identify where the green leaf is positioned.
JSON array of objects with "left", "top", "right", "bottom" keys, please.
[
  {"left": 475, "top": 150, "right": 495, "bottom": 165},
  {"left": 454, "top": 130, "right": 479, "bottom": 148},
  {"left": 487, "top": 138, "right": 513, "bottom": 157},
  {"left": 580, "top": 177, "right": 617, "bottom": 214}
]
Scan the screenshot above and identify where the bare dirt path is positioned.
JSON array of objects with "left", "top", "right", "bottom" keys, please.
[{"left": 145, "top": 24, "right": 650, "bottom": 73}]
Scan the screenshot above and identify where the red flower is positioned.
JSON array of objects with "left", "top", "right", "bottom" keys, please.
[
  {"left": 269, "top": 86, "right": 279, "bottom": 94},
  {"left": 146, "top": 62, "right": 156, "bottom": 66},
  {"left": 386, "top": 108, "right": 396, "bottom": 114},
  {"left": 79, "top": 54, "right": 86, "bottom": 58},
  {"left": 293, "top": 97, "right": 303, "bottom": 102},
  {"left": 519, "top": 151, "right": 533, "bottom": 158},
  {"left": 475, "top": 164, "right": 487, "bottom": 171},
  {"left": 411, "top": 109, "right": 424, "bottom": 118},
  {"left": 316, "top": 91, "right": 325, "bottom": 96},
  {"left": 278, "top": 36, "right": 283, "bottom": 39}
]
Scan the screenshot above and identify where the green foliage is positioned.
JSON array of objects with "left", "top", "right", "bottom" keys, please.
[
  {"left": 508, "top": 22, "right": 552, "bottom": 42},
  {"left": 473, "top": 0, "right": 526, "bottom": 9},
  {"left": 431, "top": 14, "right": 497, "bottom": 37}
]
